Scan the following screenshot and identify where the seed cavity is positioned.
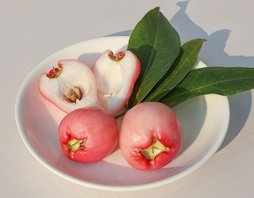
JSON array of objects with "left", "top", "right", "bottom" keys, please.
[
  {"left": 108, "top": 51, "right": 125, "bottom": 61},
  {"left": 47, "top": 65, "right": 63, "bottom": 78},
  {"left": 64, "top": 86, "right": 82, "bottom": 102},
  {"left": 56, "top": 77, "right": 83, "bottom": 103}
]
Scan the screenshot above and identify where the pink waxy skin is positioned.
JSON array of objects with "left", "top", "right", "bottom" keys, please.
[
  {"left": 39, "top": 59, "right": 101, "bottom": 113},
  {"left": 120, "top": 102, "right": 182, "bottom": 170},
  {"left": 58, "top": 108, "right": 118, "bottom": 163},
  {"left": 92, "top": 50, "right": 140, "bottom": 115}
]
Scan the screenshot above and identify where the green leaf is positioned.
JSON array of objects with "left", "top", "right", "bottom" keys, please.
[
  {"left": 144, "top": 38, "right": 206, "bottom": 102},
  {"left": 160, "top": 67, "right": 254, "bottom": 107},
  {"left": 127, "top": 7, "right": 181, "bottom": 108}
]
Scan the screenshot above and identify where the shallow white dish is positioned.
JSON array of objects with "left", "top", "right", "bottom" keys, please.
[{"left": 15, "top": 36, "right": 230, "bottom": 191}]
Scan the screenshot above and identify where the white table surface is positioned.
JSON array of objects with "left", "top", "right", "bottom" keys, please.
[{"left": 2, "top": 0, "right": 254, "bottom": 197}]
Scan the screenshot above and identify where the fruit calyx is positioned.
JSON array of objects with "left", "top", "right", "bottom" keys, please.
[
  {"left": 67, "top": 138, "right": 84, "bottom": 153},
  {"left": 108, "top": 50, "right": 125, "bottom": 61},
  {"left": 139, "top": 136, "right": 170, "bottom": 162},
  {"left": 47, "top": 64, "right": 63, "bottom": 78}
]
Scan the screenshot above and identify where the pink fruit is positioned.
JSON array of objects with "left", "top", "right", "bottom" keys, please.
[
  {"left": 92, "top": 50, "right": 140, "bottom": 115},
  {"left": 39, "top": 59, "right": 101, "bottom": 113},
  {"left": 58, "top": 108, "right": 118, "bottom": 163},
  {"left": 119, "top": 102, "right": 182, "bottom": 170}
]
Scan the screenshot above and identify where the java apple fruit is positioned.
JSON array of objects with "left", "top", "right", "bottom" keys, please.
[
  {"left": 58, "top": 108, "right": 118, "bottom": 163},
  {"left": 92, "top": 50, "right": 140, "bottom": 115},
  {"left": 119, "top": 102, "right": 182, "bottom": 170},
  {"left": 39, "top": 59, "right": 101, "bottom": 113}
]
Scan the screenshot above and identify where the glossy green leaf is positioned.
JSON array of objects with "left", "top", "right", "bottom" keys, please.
[
  {"left": 144, "top": 38, "right": 206, "bottom": 102},
  {"left": 127, "top": 7, "right": 181, "bottom": 107},
  {"left": 160, "top": 67, "right": 254, "bottom": 106}
]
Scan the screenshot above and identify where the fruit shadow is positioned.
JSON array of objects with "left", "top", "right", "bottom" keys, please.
[
  {"left": 173, "top": 95, "right": 207, "bottom": 154},
  {"left": 78, "top": 44, "right": 128, "bottom": 67},
  {"left": 78, "top": 52, "right": 101, "bottom": 67},
  {"left": 57, "top": 153, "right": 186, "bottom": 186},
  {"left": 106, "top": 30, "right": 132, "bottom": 37}
]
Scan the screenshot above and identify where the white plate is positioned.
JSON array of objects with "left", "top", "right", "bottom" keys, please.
[{"left": 15, "top": 36, "right": 230, "bottom": 191}]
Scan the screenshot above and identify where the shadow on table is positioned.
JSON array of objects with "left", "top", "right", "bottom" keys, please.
[{"left": 107, "top": 0, "right": 253, "bottom": 151}]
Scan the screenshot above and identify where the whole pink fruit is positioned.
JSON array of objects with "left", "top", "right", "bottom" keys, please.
[
  {"left": 58, "top": 108, "right": 118, "bottom": 163},
  {"left": 120, "top": 102, "right": 182, "bottom": 170}
]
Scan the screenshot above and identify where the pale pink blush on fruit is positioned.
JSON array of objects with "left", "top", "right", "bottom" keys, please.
[
  {"left": 39, "top": 59, "right": 101, "bottom": 113},
  {"left": 120, "top": 102, "right": 182, "bottom": 170},
  {"left": 58, "top": 108, "right": 119, "bottom": 163},
  {"left": 92, "top": 50, "right": 140, "bottom": 115}
]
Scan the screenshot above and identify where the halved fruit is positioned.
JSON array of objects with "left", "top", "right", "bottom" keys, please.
[
  {"left": 92, "top": 50, "right": 140, "bottom": 115},
  {"left": 39, "top": 59, "right": 101, "bottom": 113}
]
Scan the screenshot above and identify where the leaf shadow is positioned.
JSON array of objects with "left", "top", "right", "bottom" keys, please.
[
  {"left": 171, "top": 1, "right": 254, "bottom": 68},
  {"left": 107, "top": 0, "right": 253, "bottom": 151},
  {"left": 78, "top": 52, "right": 102, "bottom": 67},
  {"left": 170, "top": 0, "right": 253, "bottom": 151}
]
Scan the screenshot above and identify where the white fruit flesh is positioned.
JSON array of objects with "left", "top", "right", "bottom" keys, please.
[
  {"left": 93, "top": 50, "right": 139, "bottom": 115},
  {"left": 39, "top": 59, "right": 101, "bottom": 113}
]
